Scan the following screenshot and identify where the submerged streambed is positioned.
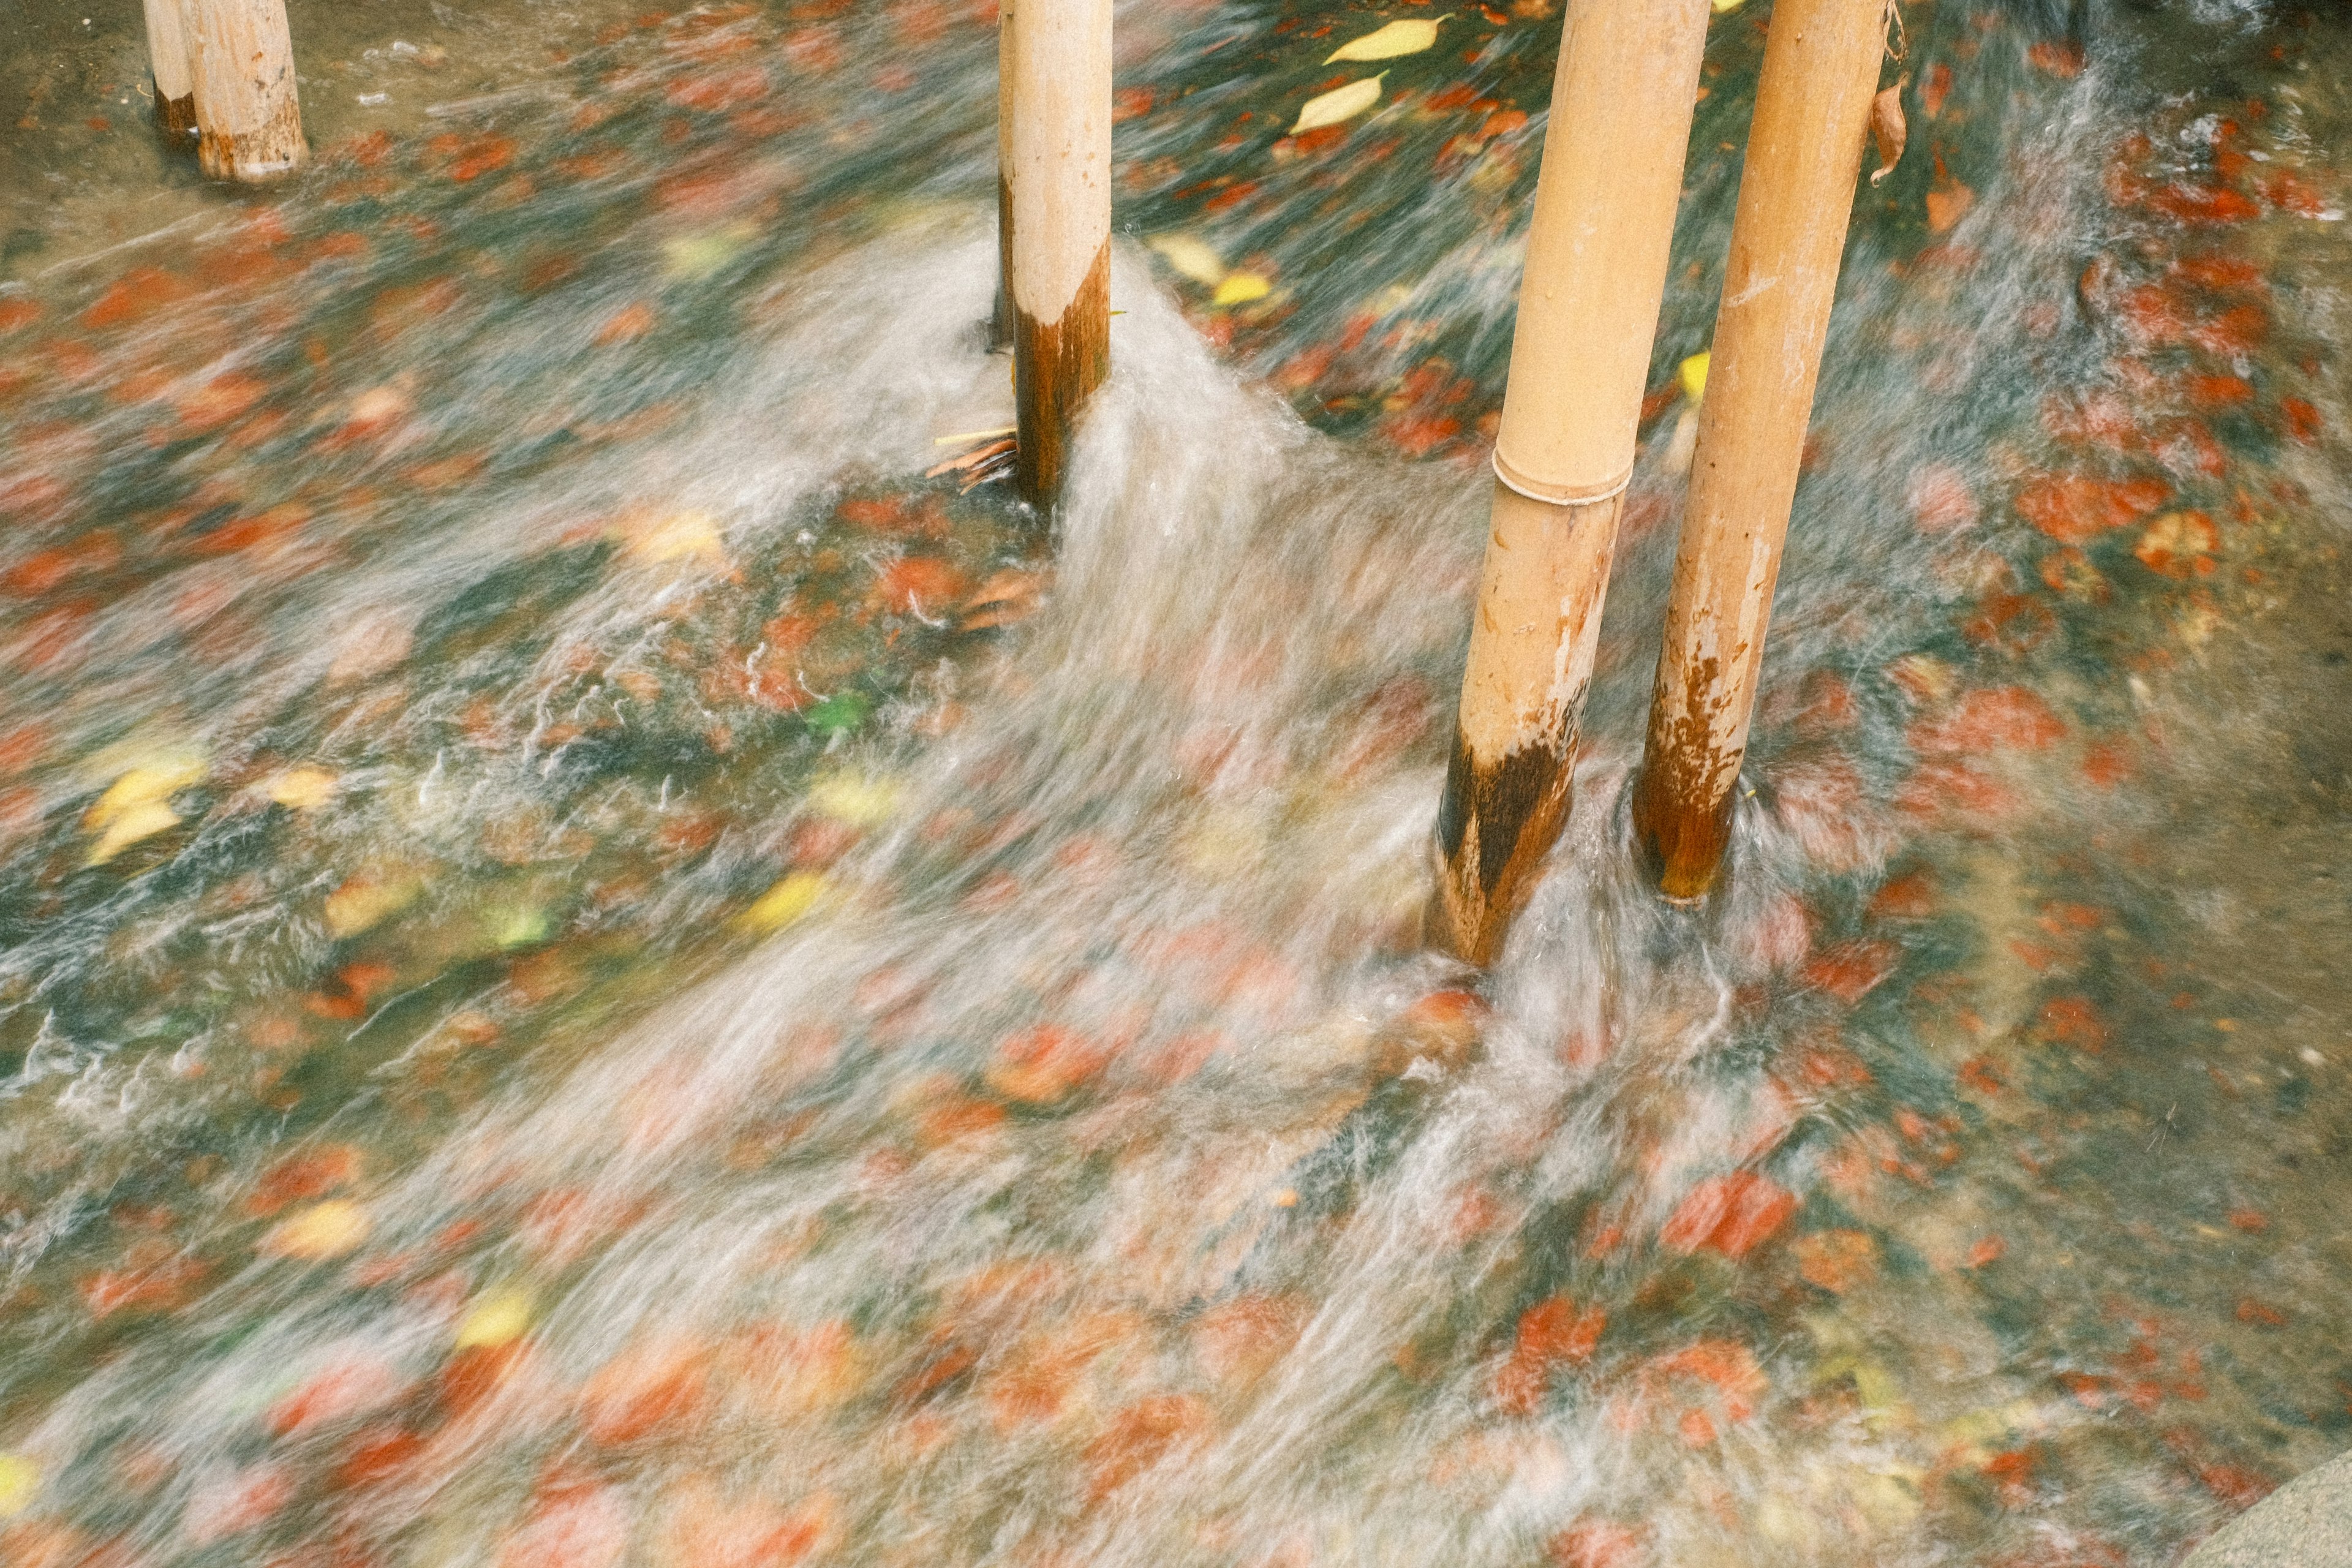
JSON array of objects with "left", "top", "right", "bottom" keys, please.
[{"left": 1, "top": 0, "right": 2349, "bottom": 1564}]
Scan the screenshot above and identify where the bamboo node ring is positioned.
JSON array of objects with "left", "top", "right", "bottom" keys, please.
[{"left": 1490, "top": 448, "right": 1634, "bottom": 508}]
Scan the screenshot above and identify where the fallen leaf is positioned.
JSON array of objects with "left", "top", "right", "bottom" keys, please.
[
  {"left": 1869, "top": 74, "right": 1908, "bottom": 187},
  {"left": 325, "top": 869, "right": 425, "bottom": 938},
  {"left": 1926, "top": 178, "right": 1974, "bottom": 234},
  {"left": 0, "top": 1452, "right": 37, "bottom": 1518},
  {"left": 1146, "top": 233, "right": 1225, "bottom": 285},
  {"left": 622, "top": 509, "right": 728, "bottom": 565},
  {"left": 924, "top": 437, "right": 1016, "bottom": 480},
  {"left": 1212, "top": 272, "right": 1271, "bottom": 306},
  {"left": 83, "top": 756, "right": 205, "bottom": 834},
  {"left": 85, "top": 799, "right": 183, "bottom": 865},
  {"left": 661, "top": 225, "right": 754, "bottom": 279},
  {"left": 739, "top": 871, "right": 826, "bottom": 933},
  {"left": 806, "top": 773, "right": 899, "bottom": 827},
  {"left": 265, "top": 1200, "right": 371, "bottom": 1261},
  {"left": 1324, "top": 17, "right": 1446, "bottom": 63},
  {"left": 266, "top": 766, "right": 339, "bottom": 810},
  {"left": 1291, "top": 74, "right": 1384, "bottom": 137},
  {"left": 1677, "top": 350, "right": 1711, "bottom": 401},
  {"left": 456, "top": 1285, "right": 536, "bottom": 1349},
  {"left": 2133, "top": 509, "right": 2218, "bottom": 576}
]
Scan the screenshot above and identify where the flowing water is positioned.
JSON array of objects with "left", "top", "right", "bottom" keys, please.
[{"left": 2, "top": 0, "right": 2349, "bottom": 1564}]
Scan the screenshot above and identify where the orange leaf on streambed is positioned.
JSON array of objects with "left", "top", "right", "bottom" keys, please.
[
  {"left": 1798, "top": 940, "right": 1899, "bottom": 1004},
  {"left": 1926, "top": 166, "right": 1974, "bottom": 233},
  {"left": 871, "top": 556, "right": 968, "bottom": 616},
  {"left": 1794, "top": 1229, "right": 1877, "bottom": 1294},
  {"left": 334, "top": 1425, "right": 428, "bottom": 1490},
  {"left": 82, "top": 266, "right": 190, "bottom": 329},
  {"left": 1085, "top": 1394, "right": 1209, "bottom": 1499},
  {"left": 500, "top": 1477, "right": 630, "bottom": 1568},
  {"left": 579, "top": 1336, "right": 714, "bottom": 1446},
  {"left": 247, "top": 1145, "right": 362, "bottom": 1215},
  {"left": 1550, "top": 1519, "right": 1646, "bottom": 1568},
  {"left": 985, "top": 1023, "right": 1110, "bottom": 1104},
  {"left": 268, "top": 1352, "right": 406, "bottom": 1436},
  {"left": 1909, "top": 686, "right": 2066, "bottom": 755},
  {"left": 655, "top": 1478, "right": 840, "bottom": 1568},
  {"left": 181, "top": 1464, "right": 295, "bottom": 1546},
  {"left": 595, "top": 302, "right": 658, "bottom": 345},
  {"left": 1193, "top": 1293, "right": 1309, "bottom": 1387},
  {"left": 1649, "top": 1339, "right": 1768, "bottom": 1409},
  {"left": 1493, "top": 1297, "right": 1605, "bottom": 1415},
  {"left": 1660, "top": 1172, "right": 1796, "bottom": 1260}
]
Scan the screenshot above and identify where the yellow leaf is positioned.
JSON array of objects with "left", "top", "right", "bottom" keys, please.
[
  {"left": 487, "top": 905, "right": 549, "bottom": 949},
  {"left": 1146, "top": 233, "right": 1226, "bottom": 285},
  {"left": 266, "top": 1199, "right": 371, "bottom": 1261},
  {"left": 807, "top": 773, "right": 900, "bottom": 828},
  {"left": 1678, "top": 350, "right": 1711, "bottom": 401},
  {"left": 739, "top": 871, "right": 826, "bottom": 933},
  {"left": 85, "top": 799, "right": 182, "bottom": 865},
  {"left": 1291, "top": 74, "right": 1384, "bottom": 136},
  {"left": 0, "top": 1452, "right": 37, "bottom": 1518},
  {"left": 660, "top": 225, "right": 754, "bottom": 279},
  {"left": 1324, "top": 16, "right": 1447, "bottom": 62},
  {"left": 325, "top": 869, "right": 424, "bottom": 938},
  {"left": 83, "top": 755, "right": 205, "bottom": 832},
  {"left": 266, "top": 766, "right": 339, "bottom": 810},
  {"left": 1212, "top": 273, "right": 1272, "bottom": 306},
  {"left": 1711, "top": 0, "right": 1744, "bottom": 12},
  {"left": 622, "top": 508, "right": 727, "bottom": 565},
  {"left": 456, "top": 1285, "right": 535, "bottom": 1349}
]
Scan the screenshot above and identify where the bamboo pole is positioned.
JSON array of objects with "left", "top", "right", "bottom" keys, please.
[
  {"left": 991, "top": 20, "right": 1014, "bottom": 352},
  {"left": 142, "top": 0, "right": 199, "bottom": 143},
  {"left": 1629, "top": 0, "right": 1885, "bottom": 900},
  {"left": 1431, "top": 0, "right": 1712, "bottom": 967},
  {"left": 1000, "top": 0, "right": 1112, "bottom": 507},
  {"left": 187, "top": 0, "right": 307, "bottom": 183}
]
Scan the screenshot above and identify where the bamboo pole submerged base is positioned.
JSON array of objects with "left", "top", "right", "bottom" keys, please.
[
  {"left": 1432, "top": 480, "right": 1626, "bottom": 965},
  {"left": 197, "top": 92, "right": 306, "bottom": 182},
  {"left": 142, "top": 0, "right": 199, "bottom": 145},
  {"left": 1011, "top": 241, "right": 1109, "bottom": 505},
  {"left": 189, "top": 0, "right": 308, "bottom": 183},
  {"left": 1627, "top": 0, "right": 1885, "bottom": 902},
  {"left": 1629, "top": 742, "right": 1737, "bottom": 902},
  {"left": 156, "top": 87, "right": 199, "bottom": 140}
]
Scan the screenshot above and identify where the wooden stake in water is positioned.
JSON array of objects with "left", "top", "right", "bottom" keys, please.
[
  {"left": 1629, "top": 0, "right": 1887, "bottom": 900},
  {"left": 1000, "top": 0, "right": 1111, "bottom": 507},
  {"left": 187, "top": 0, "right": 307, "bottom": 181},
  {"left": 1432, "top": 0, "right": 1712, "bottom": 966},
  {"left": 141, "top": 0, "right": 199, "bottom": 142}
]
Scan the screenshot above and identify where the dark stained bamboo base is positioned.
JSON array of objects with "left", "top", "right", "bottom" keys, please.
[
  {"left": 156, "top": 86, "right": 198, "bottom": 142},
  {"left": 1431, "top": 724, "right": 1575, "bottom": 966},
  {"left": 1012, "top": 239, "right": 1110, "bottom": 507},
  {"left": 1628, "top": 754, "right": 1737, "bottom": 902},
  {"left": 197, "top": 95, "right": 307, "bottom": 183}
]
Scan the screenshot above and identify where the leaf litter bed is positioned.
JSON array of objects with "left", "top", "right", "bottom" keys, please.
[{"left": 0, "top": 1, "right": 2350, "bottom": 1566}]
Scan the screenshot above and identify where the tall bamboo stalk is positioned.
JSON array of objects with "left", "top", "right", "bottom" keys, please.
[
  {"left": 1000, "top": 0, "right": 1112, "bottom": 506},
  {"left": 1432, "top": 0, "right": 1712, "bottom": 966},
  {"left": 1629, "top": 0, "right": 1885, "bottom": 900},
  {"left": 187, "top": 0, "right": 307, "bottom": 182},
  {"left": 142, "top": 0, "right": 199, "bottom": 142}
]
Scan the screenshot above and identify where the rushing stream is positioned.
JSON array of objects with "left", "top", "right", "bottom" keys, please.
[{"left": 2, "top": 0, "right": 2349, "bottom": 1564}]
